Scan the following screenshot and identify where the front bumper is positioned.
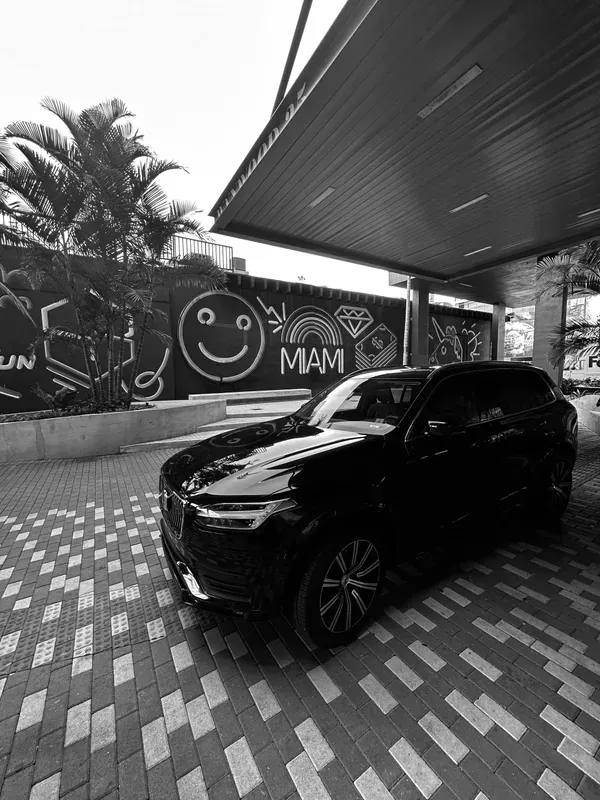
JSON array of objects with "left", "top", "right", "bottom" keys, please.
[{"left": 160, "top": 518, "right": 274, "bottom": 619}]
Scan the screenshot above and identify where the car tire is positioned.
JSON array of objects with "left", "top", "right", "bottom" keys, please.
[
  {"left": 292, "top": 530, "right": 384, "bottom": 648},
  {"left": 527, "top": 452, "right": 574, "bottom": 520}
]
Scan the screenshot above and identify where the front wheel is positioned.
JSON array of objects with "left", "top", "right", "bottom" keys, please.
[
  {"left": 292, "top": 531, "right": 384, "bottom": 648},
  {"left": 527, "top": 453, "right": 573, "bottom": 520}
]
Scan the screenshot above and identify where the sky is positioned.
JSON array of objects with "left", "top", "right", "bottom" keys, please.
[{"left": 1, "top": 0, "right": 412, "bottom": 299}]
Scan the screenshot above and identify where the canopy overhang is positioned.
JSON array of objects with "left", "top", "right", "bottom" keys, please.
[{"left": 211, "top": 0, "right": 600, "bottom": 307}]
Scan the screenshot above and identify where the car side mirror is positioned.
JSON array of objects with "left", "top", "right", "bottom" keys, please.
[{"left": 427, "top": 419, "right": 466, "bottom": 437}]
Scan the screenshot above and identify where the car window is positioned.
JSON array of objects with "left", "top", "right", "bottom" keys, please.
[
  {"left": 294, "top": 375, "right": 425, "bottom": 434},
  {"left": 478, "top": 371, "right": 555, "bottom": 418},
  {"left": 409, "top": 374, "right": 483, "bottom": 437}
]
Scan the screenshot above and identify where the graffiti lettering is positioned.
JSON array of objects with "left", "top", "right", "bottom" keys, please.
[
  {"left": 281, "top": 348, "right": 303, "bottom": 374},
  {"left": 0, "top": 294, "right": 33, "bottom": 311},
  {"left": 281, "top": 347, "right": 344, "bottom": 375},
  {"left": 0, "top": 354, "right": 36, "bottom": 371},
  {"left": 133, "top": 348, "right": 171, "bottom": 401}
]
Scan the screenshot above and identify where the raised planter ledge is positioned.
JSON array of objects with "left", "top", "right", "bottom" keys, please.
[
  {"left": 188, "top": 388, "right": 312, "bottom": 405},
  {"left": 0, "top": 399, "right": 226, "bottom": 463},
  {"left": 572, "top": 394, "right": 600, "bottom": 436}
]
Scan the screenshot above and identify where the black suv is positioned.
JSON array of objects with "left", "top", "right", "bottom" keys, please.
[{"left": 159, "top": 362, "right": 577, "bottom": 647}]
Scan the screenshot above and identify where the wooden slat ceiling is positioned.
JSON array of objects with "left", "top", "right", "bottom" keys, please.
[{"left": 211, "top": 0, "right": 600, "bottom": 308}]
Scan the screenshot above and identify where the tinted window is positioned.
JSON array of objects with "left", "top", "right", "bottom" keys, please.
[
  {"left": 294, "top": 374, "right": 425, "bottom": 434},
  {"left": 410, "top": 374, "right": 484, "bottom": 436},
  {"left": 478, "top": 371, "right": 555, "bottom": 419}
]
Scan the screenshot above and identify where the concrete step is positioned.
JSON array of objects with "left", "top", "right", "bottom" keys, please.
[
  {"left": 120, "top": 400, "right": 301, "bottom": 455},
  {"left": 188, "top": 388, "right": 311, "bottom": 405},
  {"left": 121, "top": 428, "right": 234, "bottom": 453},
  {"left": 196, "top": 415, "right": 280, "bottom": 432}
]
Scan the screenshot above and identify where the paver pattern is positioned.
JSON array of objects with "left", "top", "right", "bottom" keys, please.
[{"left": 1, "top": 427, "right": 600, "bottom": 799}]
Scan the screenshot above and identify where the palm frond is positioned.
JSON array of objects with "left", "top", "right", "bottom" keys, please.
[
  {"left": 0, "top": 136, "right": 19, "bottom": 170},
  {"left": 167, "top": 200, "right": 201, "bottom": 221},
  {"left": 0, "top": 220, "right": 23, "bottom": 246},
  {"left": 133, "top": 159, "right": 184, "bottom": 202},
  {"left": 3, "top": 121, "right": 80, "bottom": 169},
  {"left": 0, "top": 283, "right": 36, "bottom": 325},
  {"left": 28, "top": 324, "right": 82, "bottom": 356},
  {"left": 549, "top": 316, "right": 600, "bottom": 367},
  {"left": 145, "top": 327, "right": 173, "bottom": 348},
  {"left": 158, "top": 255, "right": 226, "bottom": 290},
  {"left": 536, "top": 241, "right": 600, "bottom": 302},
  {"left": 84, "top": 98, "right": 133, "bottom": 129},
  {"left": 39, "top": 97, "right": 89, "bottom": 157},
  {"left": 121, "top": 286, "right": 153, "bottom": 309}
]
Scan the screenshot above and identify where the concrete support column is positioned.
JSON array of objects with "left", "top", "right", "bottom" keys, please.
[
  {"left": 491, "top": 303, "right": 506, "bottom": 361},
  {"left": 532, "top": 287, "right": 567, "bottom": 385},
  {"left": 410, "top": 279, "right": 430, "bottom": 366}
]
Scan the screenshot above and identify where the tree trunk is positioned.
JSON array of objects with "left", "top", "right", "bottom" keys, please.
[
  {"left": 106, "top": 322, "right": 114, "bottom": 404},
  {"left": 91, "top": 348, "right": 105, "bottom": 403},
  {"left": 73, "top": 309, "right": 99, "bottom": 402},
  {"left": 403, "top": 276, "right": 411, "bottom": 365},
  {"left": 114, "top": 238, "right": 129, "bottom": 403}
]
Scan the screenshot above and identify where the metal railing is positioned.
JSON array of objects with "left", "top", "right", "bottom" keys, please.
[
  {"left": 171, "top": 235, "right": 233, "bottom": 271},
  {"left": 0, "top": 213, "right": 234, "bottom": 272}
]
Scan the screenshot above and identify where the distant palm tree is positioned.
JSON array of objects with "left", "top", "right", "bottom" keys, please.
[
  {"left": 536, "top": 240, "right": 600, "bottom": 367},
  {"left": 0, "top": 97, "right": 226, "bottom": 406},
  {"left": 124, "top": 190, "right": 225, "bottom": 401}
]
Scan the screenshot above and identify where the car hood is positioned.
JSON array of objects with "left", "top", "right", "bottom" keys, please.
[{"left": 161, "top": 416, "right": 376, "bottom": 499}]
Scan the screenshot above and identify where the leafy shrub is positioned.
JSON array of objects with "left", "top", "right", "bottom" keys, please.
[{"left": 0, "top": 396, "right": 152, "bottom": 424}]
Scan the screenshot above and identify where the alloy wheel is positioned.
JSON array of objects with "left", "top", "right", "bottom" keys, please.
[
  {"left": 547, "top": 460, "right": 572, "bottom": 510},
  {"left": 319, "top": 539, "right": 380, "bottom": 633}
]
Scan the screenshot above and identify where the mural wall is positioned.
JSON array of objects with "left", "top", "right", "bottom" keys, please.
[
  {"left": 0, "top": 260, "right": 493, "bottom": 413},
  {"left": 170, "top": 277, "right": 404, "bottom": 398},
  {"left": 428, "top": 312, "right": 490, "bottom": 366},
  {"left": 0, "top": 254, "right": 175, "bottom": 413}
]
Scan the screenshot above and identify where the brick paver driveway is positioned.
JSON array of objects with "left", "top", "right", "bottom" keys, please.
[{"left": 1, "top": 430, "right": 600, "bottom": 800}]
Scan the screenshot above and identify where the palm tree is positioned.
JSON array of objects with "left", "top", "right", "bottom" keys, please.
[
  {"left": 124, "top": 189, "right": 225, "bottom": 402},
  {"left": 536, "top": 240, "right": 600, "bottom": 367},
  {"left": 0, "top": 96, "right": 226, "bottom": 406}
]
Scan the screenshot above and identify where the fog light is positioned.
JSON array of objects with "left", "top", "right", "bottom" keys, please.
[{"left": 177, "top": 562, "right": 209, "bottom": 600}]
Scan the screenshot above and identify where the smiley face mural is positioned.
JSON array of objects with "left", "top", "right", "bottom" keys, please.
[{"left": 178, "top": 291, "right": 266, "bottom": 382}]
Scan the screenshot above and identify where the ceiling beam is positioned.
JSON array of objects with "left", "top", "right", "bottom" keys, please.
[
  {"left": 446, "top": 227, "right": 600, "bottom": 282},
  {"left": 218, "top": 221, "right": 449, "bottom": 284}
]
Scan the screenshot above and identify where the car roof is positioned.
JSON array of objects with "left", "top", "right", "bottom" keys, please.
[{"left": 348, "top": 361, "right": 549, "bottom": 382}]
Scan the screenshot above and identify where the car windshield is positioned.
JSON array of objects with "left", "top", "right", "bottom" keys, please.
[{"left": 293, "top": 374, "right": 425, "bottom": 435}]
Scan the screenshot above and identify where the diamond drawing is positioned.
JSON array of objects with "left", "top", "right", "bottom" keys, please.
[{"left": 334, "top": 305, "right": 374, "bottom": 339}]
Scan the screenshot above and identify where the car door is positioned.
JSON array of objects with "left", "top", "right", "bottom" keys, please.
[
  {"left": 400, "top": 372, "right": 500, "bottom": 531},
  {"left": 476, "top": 369, "right": 558, "bottom": 503}
]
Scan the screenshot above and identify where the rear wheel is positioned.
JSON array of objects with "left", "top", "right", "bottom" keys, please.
[
  {"left": 292, "top": 531, "right": 384, "bottom": 648},
  {"left": 528, "top": 453, "right": 573, "bottom": 520}
]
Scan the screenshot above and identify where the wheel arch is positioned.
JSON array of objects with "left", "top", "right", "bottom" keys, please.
[{"left": 282, "top": 505, "right": 394, "bottom": 602}]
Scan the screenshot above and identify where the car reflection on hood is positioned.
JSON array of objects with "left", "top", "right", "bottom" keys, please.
[{"left": 163, "top": 415, "right": 372, "bottom": 498}]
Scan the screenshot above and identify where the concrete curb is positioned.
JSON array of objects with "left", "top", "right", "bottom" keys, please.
[
  {"left": 573, "top": 395, "right": 600, "bottom": 437},
  {"left": 0, "top": 399, "right": 226, "bottom": 463}
]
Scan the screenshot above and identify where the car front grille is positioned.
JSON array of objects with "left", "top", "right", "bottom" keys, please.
[{"left": 160, "top": 476, "right": 186, "bottom": 537}]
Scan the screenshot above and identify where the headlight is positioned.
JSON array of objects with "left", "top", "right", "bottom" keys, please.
[{"left": 192, "top": 499, "right": 297, "bottom": 531}]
